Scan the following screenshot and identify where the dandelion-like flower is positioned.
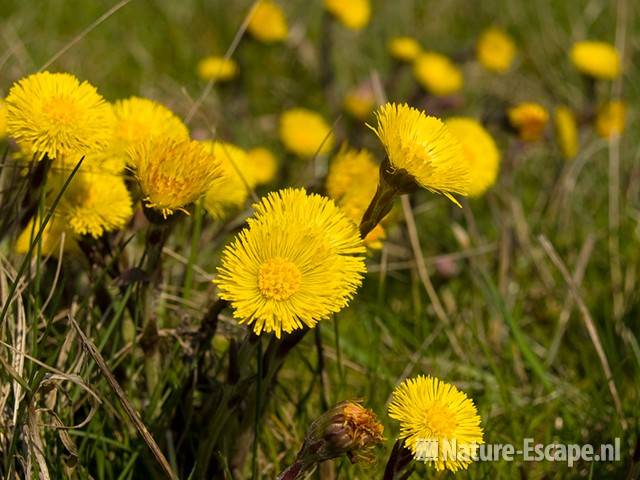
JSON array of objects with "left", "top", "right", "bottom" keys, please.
[
  {"left": 388, "top": 36, "right": 422, "bottom": 62},
  {"left": 343, "top": 84, "right": 375, "bottom": 120},
  {"left": 508, "top": 102, "right": 549, "bottom": 141},
  {"left": 215, "top": 188, "right": 366, "bottom": 338},
  {"left": 6, "top": 72, "right": 114, "bottom": 160},
  {"left": 202, "top": 141, "right": 256, "bottom": 220},
  {"left": 554, "top": 106, "right": 579, "bottom": 158},
  {"left": 595, "top": 100, "right": 626, "bottom": 139},
  {"left": 323, "top": 0, "right": 370, "bottom": 30},
  {"left": 16, "top": 215, "right": 79, "bottom": 257},
  {"left": 388, "top": 375, "right": 484, "bottom": 472},
  {"left": 446, "top": 117, "right": 500, "bottom": 197},
  {"left": 248, "top": 0, "right": 288, "bottom": 43},
  {"left": 130, "top": 138, "right": 222, "bottom": 218},
  {"left": 247, "top": 147, "right": 278, "bottom": 184},
  {"left": 279, "top": 108, "right": 334, "bottom": 157},
  {"left": 570, "top": 41, "right": 621, "bottom": 80},
  {"left": 476, "top": 27, "right": 516, "bottom": 73},
  {"left": 413, "top": 52, "right": 463, "bottom": 97},
  {"left": 197, "top": 56, "right": 238, "bottom": 82}
]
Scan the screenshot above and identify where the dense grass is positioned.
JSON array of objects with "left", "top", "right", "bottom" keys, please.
[{"left": 1, "top": 0, "right": 639, "bottom": 479}]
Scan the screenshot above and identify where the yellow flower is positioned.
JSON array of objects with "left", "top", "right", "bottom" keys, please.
[
  {"left": 388, "top": 375, "right": 484, "bottom": 472},
  {"left": 0, "top": 99, "right": 7, "bottom": 138},
  {"left": 388, "top": 36, "right": 422, "bottom": 62},
  {"left": 197, "top": 56, "right": 238, "bottom": 82},
  {"left": 413, "top": 52, "right": 463, "bottom": 97},
  {"left": 595, "top": 100, "right": 626, "bottom": 139},
  {"left": 554, "top": 106, "right": 579, "bottom": 158},
  {"left": 370, "top": 103, "right": 468, "bottom": 204},
  {"left": 112, "top": 96, "right": 189, "bottom": 162},
  {"left": 248, "top": 0, "right": 288, "bottom": 43},
  {"left": 324, "top": 0, "right": 370, "bottom": 30},
  {"left": 508, "top": 102, "right": 549, "bottom": 141},
  {"left": 202, "top": 141, "right": 256, "bottom": 220},
  {"left": 343, "top": 85, "right": 375, "bottom": 120},
  {"left": 570, "top": 41, "right": 621, "bottom": 80},
  {"left": 215, "top": 188, "right": 366, "bottom": 337},
  {"left": 446, "top": 117, "right": 500, "bottom": 197},
  {"left": 476, "top": 27, "right": 516, "bottom": 73},
  {"left": 248, "top": 147, "right": 278, "bottom": 184},
  {"left": 16, "top": 216, "right": 79, "bottom": 257},
  {"left": 5, "top": 71, "right": 114, "bottom": 160},
  {"left": 130, "top": 138, "right": 222, "bottom": 218},
  {"left": 279, "top": 108, "right": 334, "bottom": 157}
]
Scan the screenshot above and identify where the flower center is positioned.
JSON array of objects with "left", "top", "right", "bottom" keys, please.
[
  {"left": 258, "top": 257, "right": 301, "bottom": 301},
  {"left": 424, "top": 402, "right": 457, "bottom": 438},
  {"left": 44, "top": 96, "right": 79, "bottom": 125}
]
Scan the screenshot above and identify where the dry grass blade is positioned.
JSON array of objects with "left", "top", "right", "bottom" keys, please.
[{"left": 69, "top": 314, "right": 177, "bottom": 480}]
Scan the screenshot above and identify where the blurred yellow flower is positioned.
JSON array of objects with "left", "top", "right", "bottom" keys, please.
[
  {"left": 202, "top": 141, "right": 256, "bottom": 220},
  {"left": 446, "top": 117, "right": 500, "bottom": 197},
  {"left": 508, "top": 102, "right": 549, "bottom": 141},
  {"left": 248, "top": 147, "right": 278, "bottom": 184},
  {"left": 413, "top": 52, "right": 463, "bottom": 96},
  {"left": 16, "top": 216, "right": 78, "bottom": 257},
  {"left": 197, "top": 56, "right": 238, "bottom": 82},
  {"left": 279, "top": 108, "right": 334, "bottom": 157},
  {"left": 570, "top": 41, "right": 620, "bottom": 80},
  {"left": 6, "top": 71, "right": 114, "bottom": 160},
  {"left": 248, "top": 0, "right": 288, "bottom": 43},
  {"left": 388, "top": 375, "right": 484, "bottom": 472},
  {"left": 343, "top": 85, "right": 375, "bottom": 120},
  {"left": 215, "top": 188, "right": 366, "bottom": 337},
  {"left": 370, "top": 103, "right": 468, "bottom": 204},
  {"left": 554, "top": 106, "right": 579, "bottom": 158},
  {"left": 388, "top": 36, "right": 422, "bottom": 62},
  {"left": 130, "top": 138, "right": 222, "bottom": 218},
  {"left": 324, "top": 0, "right": 370, "bottom": 30},
  {"left": 476, "top": 27, "right": 516, "bottom": 73},
  {"left": 595, "top": 100, "right": 626, "bottom": 139},
  {"left": 0, "top": 99, "right": 6, "bottom": 138},
  {"left": 112, "top": 97, "right": 189, "bottom": 162}
]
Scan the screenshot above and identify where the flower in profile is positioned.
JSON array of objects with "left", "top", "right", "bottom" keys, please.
[
  {"left": 388, "top": 375, "right": 484, "bottom": 472},
  {"left": 215, "top": 188, "right": 366, "bottom": 338},
  {"left": 595, "top": 100, "right": 626, "bottom": 139},
  {"left": 476, "top": 27, "right": 516, "bottom": 73},
  {"left": 324, "top": 0, "right": 370, "bottom": 30},
  {"left": 197, "top": 56, "right": 238, "bottom": 82},
  {"left": 279, "top": 108, "right": 334, "bottom": 157},
  {"left": 446, "top": 117, "right": 500, "bottom": 197},
  {"left": 112, "top": 97, "right": 189, "bottom": 161},
  {"left": 554, "top": 106, "right": 579, "bottom": 158},
  {"left": 248, "top": 0, "right": 288, "bottom": 43},
  {"left": 6, "top": 71, "right": 113, "bottom": 160},
  {"left": 202, "top": 141, "right": 256, "bottom": 220},
  {"left": 388, "top": 36, "right": 422, "bottom": 62},
  {"left": 508, "top": 102, "right": 549, "bottom": 141},
  {"left": 248, "top": 147, "right": 278, "bottom": 184},
  {"left": 413, "top": 52, "right": 463, "bottom": 97},
  {"left": 570, "top": 41, "right": 620, "bottom": 80},
  {"left": 0, "top": 99, "right": 7, "bottom": 138},
  {"left": 343, "top": 83, "right": 375, "bottom": 120},
  {"left": 130, "top": 138, "right": 222, "bottom": 218}
]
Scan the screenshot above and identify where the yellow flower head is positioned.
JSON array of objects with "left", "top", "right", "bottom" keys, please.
[
  {"left": 413, "top": 52, "right": 463, "bottom": 97},
  {"left": 324, "top": 0, "right": 370, "bottom": 30},
  {"left": 112, "top": 97, "right": 189, "bottom": 161},
  {"left": 508, "top": 102, "right": 549, "bottom": 141},
  {"left": 130, "top": 138, "right": 222, "bottom": 218},
  {"left": 215, "top": 188, "right": 366, "bottom": 337},
  {"left": 446, "top": 117, "right": 500, "bottom": 197},
  {"left": 248, "top": 147, "right": 278, "bottom": 184},
  {"left": 388, "top": 36, "right": 422, "bottom": 62},
  {"left": 6, "top": 72, "right": 114, "bottom": 160},
  {"left": 202, "top": 141, "right": 256, "bottom": 220},
  {"left": 0, "top": 99, "right": 6, "bottom": 138},
  {"left": 388, "top": 375, "right": 484, "bottom": 472},
  {"left": 279, "top": 108, "right": 334, "bottom": 157},
  {"left": 343, "top": 84, "right": 375, "bottom": 120},
  {"left": 370, "top": 103, "right": 468, "bottom": 204},
  {"left": 554, "top": 106, "right": 579, "bottom": 158},
  {"left": 570, "top": 41, "right": 621, "bottom": 80},
  {"left": 197, "top": 56, "right": 238, "bottom": 82},
  {"left": 248, "top": 0, "right": 288, "bottom": 43},
  {"left": 16, "top": 216, "right": 79, "bottom": 257},
  {"left": 476, "top": 27, "right": 516, "bottom": 73},
  {"left": 595, "top": 100, "right": 626, "bottom": 139}
]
